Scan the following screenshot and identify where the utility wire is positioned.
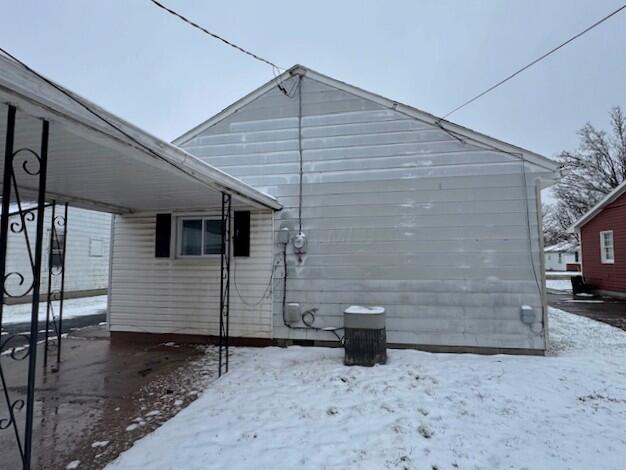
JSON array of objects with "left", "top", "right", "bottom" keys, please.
[
  {"left": 0, "top": 46, "right": 217, "bottom": 188},
  {"left": 440, "top": 4, "right": 626, "bottom": 120},
  {"left": 148, "top": 0, "right": 284, "bottom": 72}
]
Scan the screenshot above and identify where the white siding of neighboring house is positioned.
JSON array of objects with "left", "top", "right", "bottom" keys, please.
[
  {"left": 545, "top": 251, "right": 578, "bottom": 271},
  {"left": 108, "top": 210, "right": 273, "bottom": 338},
  {"left": 178, "top": 75, "right": 553, "bottom": 351},
  {"left": 5, "top": 206, "right": 111, "bottom": 299}
]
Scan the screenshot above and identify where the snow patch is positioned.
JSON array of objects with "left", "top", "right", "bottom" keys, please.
[
  {"left": 546, "top": 279, "right": 572, "bottom": 292},
  {"left": 344, "top": 305, "right": 384, "bottom": 315},
  {"left": 2, "top": 295, "right": 107, "bottom": 325},
  {"left": 108, "top": 308, "right": 626, "bottom": 470}
]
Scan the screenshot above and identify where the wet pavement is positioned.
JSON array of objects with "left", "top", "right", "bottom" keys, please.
[
  {"left": 0, "top": 325, "right": 219, "bottom": 469},
  {"left": 549, "top": 292, "right": 626, "bottom": 331}
]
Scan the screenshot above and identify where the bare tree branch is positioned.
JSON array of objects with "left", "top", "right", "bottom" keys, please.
[{"left": 545, "top": 106, "right": 626, "bottom": 245}]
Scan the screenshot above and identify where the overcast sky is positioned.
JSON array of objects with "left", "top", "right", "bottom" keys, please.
[{"left": 2, "top": 0, "right": 625, "bottom": 161}]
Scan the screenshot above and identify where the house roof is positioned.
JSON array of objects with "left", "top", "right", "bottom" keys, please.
[
  {"left": 569, "top": 179, "right": 626, "bottom": 232},
  {"left": 0, "top": 53, "right": 281, "bottom": 213},
  {"left": 544, "top": 241, "right": 579, "bottom": 253},
  {"left": 174, "top": 64, "right": 560, "bottom": 175}
]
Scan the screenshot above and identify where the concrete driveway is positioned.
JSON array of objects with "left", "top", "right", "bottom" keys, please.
[{"left": 549, "top": 292, "right": 626, "bottom": 331}]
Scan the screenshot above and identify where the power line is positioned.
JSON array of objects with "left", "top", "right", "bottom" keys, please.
[
  {"left": 148, "top": 0, "right": 284, "bottom": 73},
  {"left": 440, "top": 4, "right": 626, "bottom": 121},
  {"left": 0, "top": 46, "right": 233, "bottom": 195}
]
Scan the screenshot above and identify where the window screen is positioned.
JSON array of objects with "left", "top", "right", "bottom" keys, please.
[
  {"left": 179, "top": 218, "right": 224, "bottom": 256},
  {"left": 203, "top": 220, "right": 223, "bottom": 255},
  {"left": 181, "top": 219, "right": 203, "bottom": 256}
]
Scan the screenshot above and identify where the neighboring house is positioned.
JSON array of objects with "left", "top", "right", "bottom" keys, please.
[
  {"left": 570, "top": 180, "right": 626, "bottom": 297},
  {"left": 5, "top": 205, "right": 111, "bottom": 303},
  {"left": 544, "top": 241, "right": 579, "bottom": 271},
  {"left": 109, "top": 65, "right": 560, "bottom": 354}
]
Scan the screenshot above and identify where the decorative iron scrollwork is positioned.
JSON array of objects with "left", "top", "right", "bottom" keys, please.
[
  {"left": 0, "top": 333, "right": 32, "bottom": 361},
  {"left": 0, "top": 104, "right": 51, "bottom": 469},
  {"left": 0, "top": 398, "right": 25, "bottom": 430}
]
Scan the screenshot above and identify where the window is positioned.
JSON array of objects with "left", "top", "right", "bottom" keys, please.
[
  {"left": 575, "top": 251, "right": 579, "bottom": 263},
  {"left": 558, "top": 253, "right": 562, "bottom": 264},
  {"left": 89, "top": 238, "right": 104, "bottom": 257},
  {"left": 600, "top": 230, "right": 615, "bottom": 264},
  {"left": 177, "top": 217, "right": 224, "bottom": 257}
]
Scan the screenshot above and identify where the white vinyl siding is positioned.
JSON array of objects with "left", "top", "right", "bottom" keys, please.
[
  {"left": 89, "top": 238, "right": 104, "bottom": 257},
  {"left": 180, "top": 75, "right": 552, "bottom": 351},
  {"left": 5, "top": 207, "right": 111, "bottom": 295},
  {"left": 600, "top": 231, "right": 615, "bottom": 264},
  {"left": 109, "top": 210, "right": 273, "bottom": 338}
]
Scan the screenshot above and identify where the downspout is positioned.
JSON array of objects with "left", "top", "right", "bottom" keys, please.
[{"left": 535, "top": 182, "right": 549, "bottom": 352}]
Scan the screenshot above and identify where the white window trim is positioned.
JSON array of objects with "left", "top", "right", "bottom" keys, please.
[
  {"left": 176, "top": 216, "right": 224, "bottom": 258},
  {"left": 600, "top": 230, "right": 615, "bottom": 264}
]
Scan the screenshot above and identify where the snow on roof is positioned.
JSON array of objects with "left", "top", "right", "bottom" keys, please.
[
  {"left": 544, "top": 241, "right": 579, "bottom": 253},
  {"left": 569, "top": 180, "right": 626, "bottom": 232}
]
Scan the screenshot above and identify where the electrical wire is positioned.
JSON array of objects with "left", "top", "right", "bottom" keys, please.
[
  {"left": 279, "top": 242, "right": 342, "bottom": 341},
  {"left": 149, "top": 0, "right": 291, "bottom": 96},
  {"left": 232, "top": 255, "right": 278, "bottom": 307},
  {"left": 520, "top": 157, "right": 543, "bottom": 295},
  {"left": 440, "top": 4, "right": 626, "bottom": 120},
  {"left": 296, "top": 75, "right": 304, "bottom": 233},
  {"left": 148, "top": 0, "right": 285, "bottom": 72}
]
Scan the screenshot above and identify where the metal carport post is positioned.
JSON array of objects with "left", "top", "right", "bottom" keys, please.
[
  {"left": 218, "top": 192, "right": 231, "bottom": 377},
  {"left": 0, "top": 104, "right": 49, "bottom": 470}
]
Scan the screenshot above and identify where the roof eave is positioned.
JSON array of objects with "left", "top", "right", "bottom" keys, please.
[
  {"left": 568, "top": 180, "right": 626, "bottom": 232},
  {"left": 0, "top": 54, "right": 281, "bottom": 211}
]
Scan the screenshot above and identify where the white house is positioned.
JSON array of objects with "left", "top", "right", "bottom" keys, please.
[
  {"left": 4, "top": 204, "right": 111, "bottom": 303},
  {"left": 544, "top": 241, "right": 579, "bottom": 271},
  {"left": 107, "top": 65, "right": 560, "bottom": 354}
]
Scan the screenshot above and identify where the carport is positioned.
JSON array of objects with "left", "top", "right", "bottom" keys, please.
[{"left": 0, "top": 52, "right": 280, "bottom": 469}]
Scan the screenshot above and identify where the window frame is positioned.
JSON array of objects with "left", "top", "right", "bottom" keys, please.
[
  {"left": 600, "top": 230, "right": 615, "bottom": 264},
  {"left": 176, "top": 216, "right": 225, "bottom": 258}
]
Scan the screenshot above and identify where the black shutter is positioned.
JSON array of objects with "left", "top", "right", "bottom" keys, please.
[
  {"left": 155, "top": 213, "right": 171, "bottom": 258},
  {"left": 233, "top": 211, "right": 250, "bottom": 257}
]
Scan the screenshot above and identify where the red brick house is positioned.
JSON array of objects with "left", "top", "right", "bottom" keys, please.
[{"left": 570, "top": 181, "right": 626, "bottom": 297}]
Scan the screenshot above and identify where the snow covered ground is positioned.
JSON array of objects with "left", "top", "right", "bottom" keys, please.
[
  {"left": 2, "top": 294, "right": 107, "bottom": 325},
  {"left": 546, "top": 279, "right": 573, "bottom": 292},
  {"left": 107, "top": 308, "right": 626, "bottom": 470},
  {"left": 545, "top": 271, "right": 579, "bottom": 278}
]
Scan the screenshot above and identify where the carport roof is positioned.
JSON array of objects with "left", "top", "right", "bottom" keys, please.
[{"left": 0, "top": 53, "right": 281, "bottom": 213}]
